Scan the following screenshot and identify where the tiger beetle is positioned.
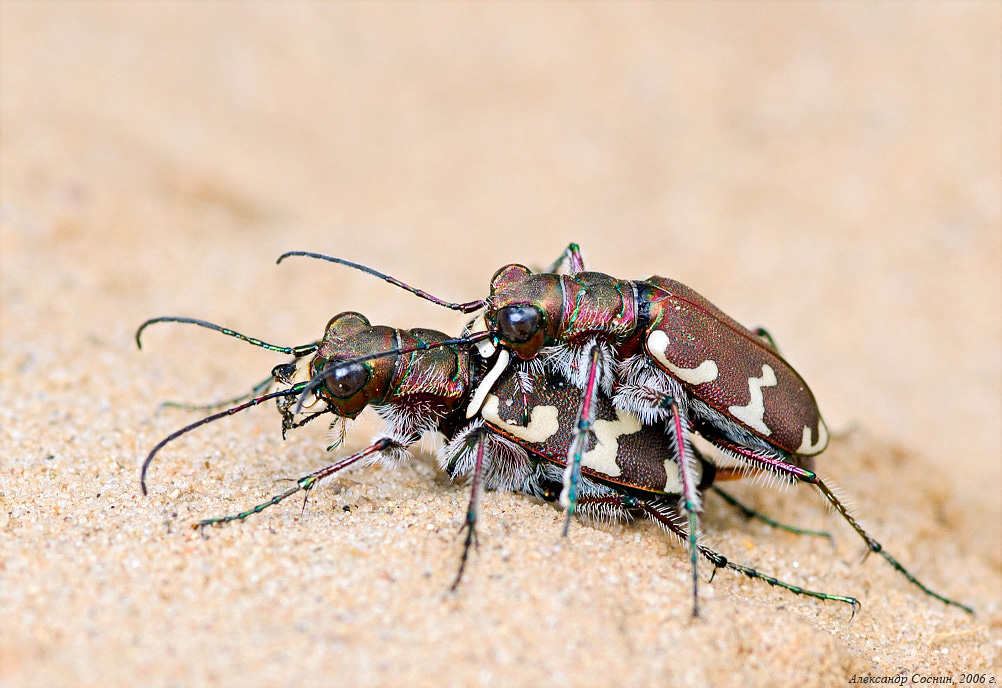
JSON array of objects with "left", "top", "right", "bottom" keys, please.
[
  {"left": 137, "top": 309, "right": 859, "bottom": 611},
  {"left": 274, "top": 245, "right": 974, "bottom": 616}
]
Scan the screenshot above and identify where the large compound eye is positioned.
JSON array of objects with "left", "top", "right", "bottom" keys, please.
[
  {"left": 323, "top": 360, "right": 370, "bottom": 399},
  {"left": 496, "top": 305, "right": 543, "bottom": 344}
]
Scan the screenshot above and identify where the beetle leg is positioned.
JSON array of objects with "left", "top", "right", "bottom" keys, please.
[
  {"left": 753, "top": 327, "right": 779, "bottom": 351},
  {"left": 575, "top": 494, "right": 860, "bottom": 617},
  {"left": 194, "top": 437, "right": 403, "bottom": 530},
  {"left": 706, "top": 435, "right": 975, "bottom": 614},
  {"left": 560, "top": 345, "right": 602, "bottom": 535},
  {"left": 664, "top": 397, "right": 703, "bottom": 617},
  {"left": 711, "top": 487, "right": 834, "bottom": 544},
  {"left": 543, "top": 242, "right": 586, "bottom": 274},
  {"left": 451, "top": 427, "right": 489, "bottom": 591}
]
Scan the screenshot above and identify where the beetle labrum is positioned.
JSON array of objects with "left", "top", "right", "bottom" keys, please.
[
  {"left": 275, "top": 245, "right": 974, "bottom": 616},
  {"left": 137, "top": 310, "right": 858, "bottom": 608}
]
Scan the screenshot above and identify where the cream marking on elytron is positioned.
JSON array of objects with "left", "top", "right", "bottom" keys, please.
[
  {"left": 796, "top": 419, "right": 829, "bottom": 455},
  {"left": 646, "top": 330, "right": 719, "bottom": 385},
  {"left": 577, "top": 408, "right": 643, "bottom": 478},
  {"left": 727, "top": 364, "right": 777, "bottom": 435},
  {"left": 480, "top": 393, "right": 559, "bottom": 443},
  {"left": 661, "top": 456, "right": 688, "bottom": 493}
]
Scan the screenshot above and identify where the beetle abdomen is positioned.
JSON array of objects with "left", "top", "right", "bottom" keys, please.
[{"left": 641, "top": 277, "right": 828, "bottom": 456}]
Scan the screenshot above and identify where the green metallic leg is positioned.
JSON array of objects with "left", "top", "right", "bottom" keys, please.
[
  {"left": 542, "top": 243, "right": 586, "bottom": 274},
  {"left": 711, "top": 487, "right": 834, "bottom": 544},
  {"left": 577, "top": 494, "right": 860, "bottom": 616},
  {"left": 451, "top": 428, "right": 489, "bottom": 591},
  {"left": 665, "top": 398, "right": 703, "bottom": 616},
  {"left": 560, "top": 346, "right": 602, "bottom": 535},
  {"left": 705, "top": 434, "right": 975, "bottom": 615},
  {"left": 195, "top": 437, "right": 401, "bottom": 530}
]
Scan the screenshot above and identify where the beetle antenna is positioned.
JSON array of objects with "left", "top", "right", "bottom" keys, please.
[
  {"left": 277, "top": 251, "right": 485, "bottom": 314},
  {"left": 141, "top": 383, "right": 309, "bottom": 495},
  {"left": 296, "top": 331, "right": 491, "bottom": 413},
  {"left": 136, "top": 316, "right": 318, "bottom": 357}
]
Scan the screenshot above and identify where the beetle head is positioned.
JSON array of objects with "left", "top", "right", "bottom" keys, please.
[
  {"left": 310, "top": 312, "right": 395, "bottom": 417},
  {"left": 485, "top": 264, "right": 562, "bottom": 359}
]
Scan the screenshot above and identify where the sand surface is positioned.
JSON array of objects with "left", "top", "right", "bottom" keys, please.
[{"left": 1, "top": 4, "right": 999, "bottom": 686}]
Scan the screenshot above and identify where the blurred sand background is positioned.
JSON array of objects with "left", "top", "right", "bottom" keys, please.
[{"left": 1, "top": 4, "right": 999, "bottom": 686}]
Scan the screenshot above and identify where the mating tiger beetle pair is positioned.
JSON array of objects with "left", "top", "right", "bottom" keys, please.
[{"left": 136, "top": 244, "right": 974, "bottom": 617}]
